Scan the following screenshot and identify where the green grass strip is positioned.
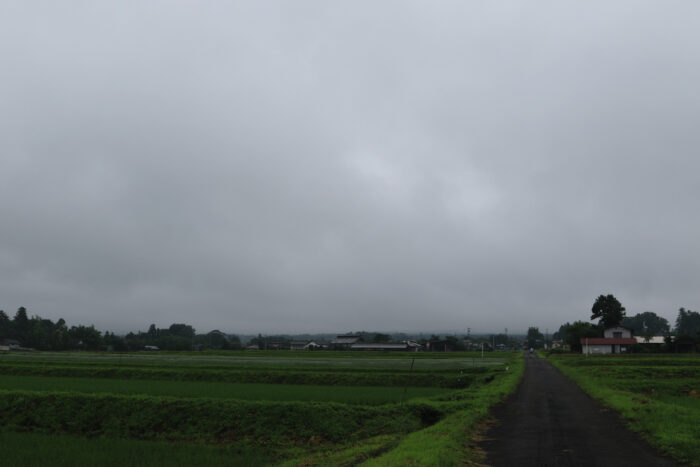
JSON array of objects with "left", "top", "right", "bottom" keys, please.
[
  {"left": 0, "top": 374, "right": 451, "bottom": 404},
  {"left": 0, "top": 363, "right": 474, "bottom": 388},
  {"left": 549, "top": 355, "right": 700, "bottom": 466}
]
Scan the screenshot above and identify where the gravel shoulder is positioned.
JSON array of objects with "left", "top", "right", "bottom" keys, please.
[{"left": 479, "top": 353, "right": 680, "bottom": 467}]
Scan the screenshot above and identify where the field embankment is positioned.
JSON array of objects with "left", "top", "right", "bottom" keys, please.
[{"left": 548, "top": 353, "right": 700, "bottom": 466}]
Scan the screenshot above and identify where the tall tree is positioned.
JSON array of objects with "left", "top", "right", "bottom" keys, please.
[
  {"left": 372, "top": 333, "right": 391, "bottom": 343},
  {"left": 557, "top": 321, "right": 600, "bottom": 352},
  {"left": 12, "top": 307, "right": 30, "bottom": 341},
  {"left": 675, "top": 307, "right": 700, "bottom": 336},
  {"left": 0, "top": 310, "right": 11, "bottom": 339},
  {"left": 68, "top": 325, "right": 102, "bottom": 350},
  {"left": 621, "top": 311, "right": 670, "bottom": 336},
  {"left": 168, "top": 323, "right": 195, "bottom": 339},
  {"left": 526, "top": 327, "right": 544, "bottom": 349},
  {"left": 591, "top": 294, "right": 626, "bottom": 328}
]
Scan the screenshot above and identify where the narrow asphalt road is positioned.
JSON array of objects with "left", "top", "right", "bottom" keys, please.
[{"left": 479, "top": 354, "right": 679, "bottom": 467}]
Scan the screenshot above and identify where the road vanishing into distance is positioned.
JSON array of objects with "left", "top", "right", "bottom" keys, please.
[{"left": 479, "top": 354, "right": 680, "bottom": 467}]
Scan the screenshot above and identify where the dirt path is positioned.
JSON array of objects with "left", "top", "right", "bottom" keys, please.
[{"left": 479, "top": 354, "right": 679, "bottom": 467}]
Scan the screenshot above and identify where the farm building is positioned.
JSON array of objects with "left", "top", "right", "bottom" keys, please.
[
  {"left": 290, "top": 341, "right": 307, "bottom": 351},
  {"left": 350, "top": 341, "right": 422, "bottom": 352},
  {"left": 581, "top": 326, "right": 636, "bottom": 354},
  {"left": 0, "top": 339, "right": 21, "bottom": 350},
  {"left": 330, "top": 335, "right": 362, "bottom": 350},
  {"left": 634, "top": 335, "right": 667, "bottom": 351}
]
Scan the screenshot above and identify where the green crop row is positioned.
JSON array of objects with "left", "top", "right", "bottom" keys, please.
[
  {"left": 0, "top": 352, "right": 523, "bottom": 465},
  {"left": 0, "top": 358, "right": 490, "bottom": 375},
  {"left": 0, "top": 390, "right": 442, "bottom": 448},
  {"left": 0, "top": 351, "right": 508, "bottom": 370},
  {"left": 0, "top": 375, "right": 452, "bottom": 404},
  {"left": 553, "top": 355, "right": 700, "bottom": 367},
  {"left": 0, "top": 431, "right": 272, "bottom": 467},
  {"left": 566, "top": 365, "right": 699, "bottom": 379},
  {"left": 0, "top": 364, "right": 474, "bottom": 388}
]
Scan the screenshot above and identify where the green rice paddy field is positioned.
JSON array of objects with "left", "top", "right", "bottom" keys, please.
[
  {"left": 0, "top": 350, "right": 523, "bottom": 466},
  {"left": 548, "top": 353, "right": 700, "bottom": 466}
]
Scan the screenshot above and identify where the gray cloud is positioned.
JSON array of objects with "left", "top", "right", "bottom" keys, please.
[{"left": 1, "top": 1, "right": 699, "bottom": 334}]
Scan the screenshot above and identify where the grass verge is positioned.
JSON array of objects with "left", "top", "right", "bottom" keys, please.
[{"left": 549, "top": 354, "right": 700, "bottom": 466}]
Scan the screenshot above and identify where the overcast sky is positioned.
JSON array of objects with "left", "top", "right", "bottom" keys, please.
[{"left": 1, "top": 2, "right": 699, "bottom": 335}]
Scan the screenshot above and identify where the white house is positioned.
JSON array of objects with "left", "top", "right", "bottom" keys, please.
[
  {"left": 603, "top": 326, "right": 632, "bottom": 339},
  {"left": 581, "top": 326, "right": 636, "bottom": 354}
]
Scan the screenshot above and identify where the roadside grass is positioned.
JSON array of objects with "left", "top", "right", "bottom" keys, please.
[
  {"left": 549, "top": 354, "right": 700, "bottom": 466},
  {"left": 0, "top": 430, "right": 271, "bottom": 466},
  {"left": 0, "top": 374, "right": 450, "bottom": 404},
  {"left": 358, "top": 355, "right": 524, "bottom": 466},
  {"left": 277, "top": 434, "right": 402, "bottom": 467}
]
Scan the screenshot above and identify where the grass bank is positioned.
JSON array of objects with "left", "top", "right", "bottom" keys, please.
[
  {"left": 549, "top": 354, "right": 700, "bottom": 466},
  {"left": 282, "top": 354, "right": 525, "bottom": 466}
]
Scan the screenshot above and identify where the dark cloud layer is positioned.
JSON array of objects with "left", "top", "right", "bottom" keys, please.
[{"left": 1, "top": 2, "right": 699, "bottom": 334}]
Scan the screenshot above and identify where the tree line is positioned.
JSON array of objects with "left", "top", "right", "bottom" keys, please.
[
  {"left": 0, "top": 307, "right": 242, "bottom": 351},
  {"left": 552, "top": 295, "right": 700, "bottom": 352}
]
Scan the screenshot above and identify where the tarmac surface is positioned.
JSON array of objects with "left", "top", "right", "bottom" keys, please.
[{"left": 479, "top": 353, "right": 680, "bottom": 467}]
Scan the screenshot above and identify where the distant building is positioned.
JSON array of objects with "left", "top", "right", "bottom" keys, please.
[
  {"left": 304, "top": 341, "right": 324, "bottom": 350},
  {"left": 350, "top": 340, "right": 422, "bottom": 352},
  {"left": 581, "top": 327, "right": 636, "bottom": 354},
  {"left": 635, "top": 335, "right": 666, "bottom": 345},
  {"left": 0, "top": 339, "right": 21, "bottom": 350},
  {"left": 268, "top": 341, "right": 289, "bottom": 350},
  {"left": 550, "top": 339, "right": 569, "bottom": 351},
  {"left": 330, "top": 335, "right": 362, "bottom": 350}
]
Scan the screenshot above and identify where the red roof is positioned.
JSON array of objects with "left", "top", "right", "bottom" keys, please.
[{"left": 580, "top": 338, "right": 637, "bottom": 345}]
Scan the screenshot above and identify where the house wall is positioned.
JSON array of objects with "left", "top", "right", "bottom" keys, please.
[
  {"left": 582, "top": 344, "right": 612, "bottom": 354},
  {"left": 603, "top": 327, "right": 632, "bottom": 338},
  {"left": 581, "top": 343, "right": 631, "bottom": 354}
]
